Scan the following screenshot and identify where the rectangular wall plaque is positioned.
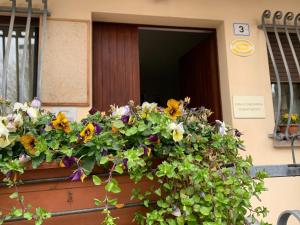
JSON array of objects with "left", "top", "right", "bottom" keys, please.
[{"left": 233, "top": 96, "right": 265, "bottom": 118}]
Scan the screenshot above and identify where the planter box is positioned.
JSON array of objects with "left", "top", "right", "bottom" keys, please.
[{"left": 0, "top": 163, "right": 155, "bottom": 225}]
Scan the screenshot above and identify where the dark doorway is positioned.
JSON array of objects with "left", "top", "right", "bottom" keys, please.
[
  {"left": 93, "top": 23, "right": 222, "bottom": 120},
  {"left": 139, "top": 27, "right": 222, "bottom": 120}
]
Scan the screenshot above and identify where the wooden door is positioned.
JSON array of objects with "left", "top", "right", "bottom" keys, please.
[
  {"left": 179, "top": 33, "right": 222, "bottom": 121},
  {"left": 93, "top": 23, "right": 140, "bottom": 111}
]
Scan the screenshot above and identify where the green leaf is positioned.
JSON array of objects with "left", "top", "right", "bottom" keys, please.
[
  {"left": 113, "top": 120, "right": 124, "bottom": 129},
  {"left": 199, "top": 207, "right": 211, "bottom": 216},
  {"left": 105, "top": 179, "right": 121, "bottom": 193},
  {"left": 9, "top": 192, "right": 18, "bottom": 199},
  {"left": 100, "top": 156, "right": 109, "bottom": 165},
  {"left": 154, "top": 188, "right": 161, "bottom": 196},
  {"left": 114, "top": 164, "right": 123, "bottom": 174},
  {"left": 82, "top": 157, "right": 95, "bottom": 175},
  {"left": 125, "top": 127, "right": 138, "bottom": 136},
  {"left": 11, "top": 208, "right": 22, "bottom": 217},
  {"left": 108, "top": 198, "right": 118, "bottom": 206},
  {"left": 32, "top": 154, "right": 45, "bottom": 169},
  {"left": 94, "top": 198, "right": 102, "bottom": 206},
  {"left": 24, "top": 212, "right": 33, "bottom": 220},
  {"left": 92, "top": 175, "right": 102, "bottom": 186}
]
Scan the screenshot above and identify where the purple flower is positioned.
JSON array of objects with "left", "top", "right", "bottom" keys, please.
[
  {"left": 69, "top": 167, "right": 83, "bottom": 181},
  {"left": 143, "top": 146, "right": 152, "bottom": 157},
  {"left": 6, "top": 170, "right": 12, "bottom": 178},
  {"left": 148, "top": 134, "right": 158, "bottom": 143},
  {"left": 235, "top": 129, "right": 242, "bottom": 137},
  {"left": 122, "top": 158, "right": 128, "bottom": 169},
  {"left": 62, "top": 156, "right": 77, "bottom": 168},
  {"left": 101, "top": 149, "right": 108, "bottom": 156},
  {"left": 121, "top": 115, "right": 130, "bottom": 124},
  {"left": 93, "top": 123, "right": 102, "bottom": 134},
  {"left": 89, "top": 107, "right": 98, "bottom": 115},
  {"left": 77, "top": 134, "right": 84, "bottom": 142},
  {"left": 31, "top": 97, "right": 41, "bottom": 108}
]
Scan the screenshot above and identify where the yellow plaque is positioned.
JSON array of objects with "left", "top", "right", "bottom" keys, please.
[{"left": 230, "top": 39, "right": 255, "bottom": 57}]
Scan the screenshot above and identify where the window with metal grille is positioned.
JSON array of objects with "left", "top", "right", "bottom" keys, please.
[
  {"left": 268, "top": 32, "right": 300, "bottom": 121},
  {"left": 0, "top": 16, "right": 39, "bottom": 103}
]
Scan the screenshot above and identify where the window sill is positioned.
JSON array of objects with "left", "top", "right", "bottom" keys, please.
[{"left": 273, "top": 139, "right": 300, "bottom": 148}]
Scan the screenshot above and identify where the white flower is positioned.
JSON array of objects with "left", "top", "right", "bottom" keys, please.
[
  {"left": 27, "top": 107, "right": 39, "bottom": 120},
  {"left": 216, "top": 120, "right": 227, "bottom": 136},
  {"left": 142, "top": 102, "right": 157, "bottom": 111},
  {"left": 141, "top": 102, "right": 157, "bottom": 118},
  {"left": 14, "top": 114, "right": 23, "bottom": 128},
  {"left": 13, "top": 102, "right": 28, "bottom": 112},
  {"left": 168, "top": 122, "right": 184, "bottom": 142},
  {"left": 172, "top": 207, "right": 181, "bottom": 217},
  {"left": 31, "top": 98, "right": 41, "bottom": 108},
  {"left": 112, "top": 105, "right": 130, "bottom": 118},
  {"left": 0, "top": 121, "right": 11, "bottom": 148},
  {"left": 19, "top": 154, "right": 31, "bottom": 164},
  {"left": 0, "top": 122, "right": 9, "bottom": 140}
]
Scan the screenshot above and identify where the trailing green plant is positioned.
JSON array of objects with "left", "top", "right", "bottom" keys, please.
[{"left": 0, "top": 97, "right": 269, "bottom": 225}]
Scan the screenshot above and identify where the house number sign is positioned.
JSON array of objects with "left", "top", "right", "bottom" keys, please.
[{"left": 233, "top": 23, "right": 250, "bottom": 36}]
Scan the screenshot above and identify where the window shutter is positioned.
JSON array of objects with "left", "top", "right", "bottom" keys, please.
[
  {"left": 268, "top": 32, "right": 300, "bottom": 83},
  {"left": 92, "top": 23, "right": 140, "bottom": 111}
]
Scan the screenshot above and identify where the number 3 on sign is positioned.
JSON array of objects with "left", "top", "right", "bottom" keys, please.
[{"left": 233, "top": 23, "right": 250, "bottom": 36}]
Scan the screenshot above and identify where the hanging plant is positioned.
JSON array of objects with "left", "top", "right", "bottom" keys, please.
[{"left": 0, "top": 97, "right": 269, "bottom": 225}]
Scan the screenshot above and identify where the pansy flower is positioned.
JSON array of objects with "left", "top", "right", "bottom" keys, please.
[
  {"left": 20, "top": 135, "right": 37, "bottom": 156},
  {"left": 141, "top": 102, "right": 157, "bottom": 118},
  {"left": 79, "top": 123, "right": 95, "bottom": 143},
  {"left": 93, "top": 123, "right": 102, "bottom": 135},
  {"left": 60, "top": 156, "right": 77, "bottom": 168},
  {"left": 70, "top": 167, "right": 86, "bottom": 182},
  {"left": 164, "top": 99, "right": 182, "bottom": 120},
  {"left": 148, "top": 134, "right": 159, "bottom": 143},
  {"left": 143, "top": 146, "right": 152, "bottom": 157},
  {"left": 88, "top": 107, "right": 98, "bottom": 115},
  {"left": 168, "top": 122, "right": 184, "bottom": 142},
  {"left": 52, "top": 112, "right": 71, "bottom": 133}
]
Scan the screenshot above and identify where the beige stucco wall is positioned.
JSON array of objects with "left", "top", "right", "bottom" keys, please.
[{"left": 1, "top": 0, "right": 300, "bottom": 223}]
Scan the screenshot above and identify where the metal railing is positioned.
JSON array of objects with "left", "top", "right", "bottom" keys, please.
[
  {"left": 259, "top": 10, "right": 300, "bottom": 141},
  {"left": 0, "top": 0, "right": 49, "bottom": 110}
]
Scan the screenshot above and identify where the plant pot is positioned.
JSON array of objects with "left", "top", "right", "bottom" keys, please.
[
  {"left": 0, "top": 163, "right": 157, "bottom": 225},
  {"left": 279, "top": 124, "right": 299, "bottom": 135}
]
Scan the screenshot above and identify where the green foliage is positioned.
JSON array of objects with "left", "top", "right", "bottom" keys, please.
[{"left": 0, "top": 99, "right": 269, "bottom": 224}]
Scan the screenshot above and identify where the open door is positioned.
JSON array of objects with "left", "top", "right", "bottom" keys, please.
[
  {"left": 93, "top": 23, "right": 140, "bottom": 111},
  {"left": 179, "top": 33, "right": 222, "bottom": 120}
]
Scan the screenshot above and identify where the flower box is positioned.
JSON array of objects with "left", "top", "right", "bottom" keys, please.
[{"left": 0, "top": 163, "right": 155, "bottom": 225}]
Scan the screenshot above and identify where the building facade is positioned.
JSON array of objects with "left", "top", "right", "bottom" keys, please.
[{"left": 1, "top": 0, "right": 300, "bottom": 224}]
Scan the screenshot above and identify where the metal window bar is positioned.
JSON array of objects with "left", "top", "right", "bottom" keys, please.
[
  {"left": 36, "top": 0, "right": 48, "bottom": 100},
  {"left": 259, "top": 10, "right": 300, "bottom": 140},
  {"left": 19, "top": 0, "right": 32, "bottom": 103},
  {"left": 0, "top": 0, "right": 49, "bottom": 106},
  {"left": 1, "top": 0, "right": 15, "bottom": 112}
]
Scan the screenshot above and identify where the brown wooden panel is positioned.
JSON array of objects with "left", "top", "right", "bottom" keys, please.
[
  {"left": 93, "top": 23, "right": 140, "bottom": 111},
  {"left": 0, "top": 166, "right": 157, "bottom": 225},
  {"left": 179, "top": 33, "right": 222, "bottom": 121}
]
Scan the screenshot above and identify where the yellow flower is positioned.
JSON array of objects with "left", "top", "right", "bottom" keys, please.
[
  {"left": 168, "top": 122, "right": 184, "bottom": 142},
  {"left": 79, "top": 123, "right": 95, "bottom": 143},
  {"left": 52, "top": 112, "right": 71, "bottom": 133},
  {"left": 164, "top": 99, "right": 182, "bottom": 120},
  {"left": 291, "top": 114, "right": 299, "bottom": 123},
  {"left": 20, "top": 135, "right": 37, "bottom": 156},
  {"left": 112, "top": 126, "right": 119, "bottom": 133}
]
